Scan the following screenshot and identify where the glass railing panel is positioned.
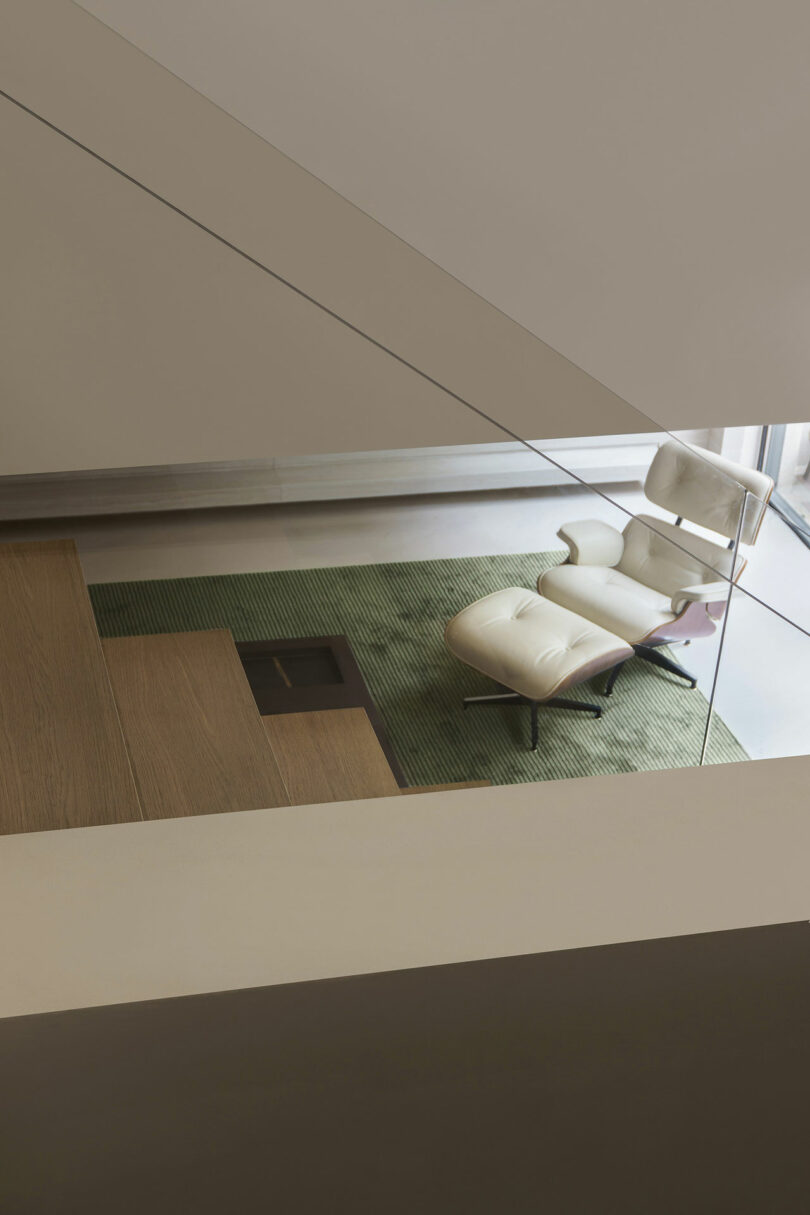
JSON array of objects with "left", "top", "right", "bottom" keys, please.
[
  {"left": 84, "top": 427, "right": 726, "bottom": 794},
  {"left": 761, "top": 420, "right": 810, "bottom": 536},
  {"left": 525, "top": 428, "right": 772, "bottom": 588},
  {"left": 507, "top": 437, "right": 746, "bottom": 774},
  {"left": 701, "top": 579, "right": 810, "bottom": 767}
]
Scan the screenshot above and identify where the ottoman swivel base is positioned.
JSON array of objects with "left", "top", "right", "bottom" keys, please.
[
  {"left": 446, "top": 588, "right": 633, "bottom": 753},
  {"left": 462, "top": 689, "right": 602, "bottom": 751}
]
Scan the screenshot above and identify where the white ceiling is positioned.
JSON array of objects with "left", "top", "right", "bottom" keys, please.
[{"left": 76, "top": 1, "right": 810, "bottom": 427}]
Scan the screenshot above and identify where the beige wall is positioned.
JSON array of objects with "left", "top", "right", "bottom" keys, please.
[
  {"left": 73, "top": 0, "right": 810, "bottom": 437},
  {"left": 2, "top": 755, "right": 809, "bottom": 1018},
  {"left": 1, "top": 0, "right": 652, "bottom": 477},
  {"left": 0, "top": 98, "right": 495, "bottom": 475}
]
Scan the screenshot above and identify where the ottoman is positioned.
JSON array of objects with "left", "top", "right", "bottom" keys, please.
[{"left": 445, "top": 587, "right": 634, "bottom": 751}]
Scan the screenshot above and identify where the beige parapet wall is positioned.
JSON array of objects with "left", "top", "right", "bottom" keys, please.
[
  {"left": 1, "top": 755, "right": 808, "bottom": 1019},
  {"left": 4, "top": 0, "right": 657, "bottom": 477}
]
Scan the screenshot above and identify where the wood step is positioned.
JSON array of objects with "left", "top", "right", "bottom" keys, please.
[
  {"left": 103, "top": 629, "right": 291, "bottom": 820},
  {"left": 262, "top": 708, "right": 401, "bottom": 805},
  {"left": 0, "top": 539, "right": 142, "bottom": 834},
  {"left": 401, "top": 781, "right": 492, "bottom": 795}
]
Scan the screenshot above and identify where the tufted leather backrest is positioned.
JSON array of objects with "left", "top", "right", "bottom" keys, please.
[
  {"left": 619, "top": 514, "right": 743, "bottom": 597},
  {"left": 644, "top": 440, "right": 773, "bottom": 544}
]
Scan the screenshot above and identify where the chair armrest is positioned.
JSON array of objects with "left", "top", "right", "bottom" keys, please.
[
  {"left": 557, "top": 519, "right": 625, "bottom": 566},
  {"left": 670, "top": 581, "right": 730, "bottom": 613}
]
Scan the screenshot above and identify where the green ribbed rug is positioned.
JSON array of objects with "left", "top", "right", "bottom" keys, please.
[{"left": 89, "top": 551, "right": 747, "bottom": 786}]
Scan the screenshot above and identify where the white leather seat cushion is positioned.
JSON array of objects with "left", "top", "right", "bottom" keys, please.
[
  {"left": 445, "top": 587, "right": 632, "bottom": 702},
  {"left": 539, "top": 563, "right": 675, "bottom": 644}
]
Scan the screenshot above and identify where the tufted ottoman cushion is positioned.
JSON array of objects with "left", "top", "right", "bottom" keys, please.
[{"left": 445, "top": 587, "right": 633, "bottom": 702}]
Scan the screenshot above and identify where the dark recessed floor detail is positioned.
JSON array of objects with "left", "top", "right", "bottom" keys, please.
[
  {"left": 236, "top": 633, "right": 406, "bottom": 783},
  {"left": 2, "top": 922, "right": 808, "bottom": 1214}
]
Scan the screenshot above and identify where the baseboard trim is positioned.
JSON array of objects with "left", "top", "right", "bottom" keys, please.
[{"left": 0, "top": 437, "right": 660, "bottom": 521}]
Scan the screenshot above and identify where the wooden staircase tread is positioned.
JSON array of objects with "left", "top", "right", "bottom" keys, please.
[
  {"left": 103, "top": 629, "right": 291, "bottom": 820},
  {"left": 400, "top": 781, "right": 492, "bottom": 795},
  {"left": 0, "top": 539, "right": 142, "bottom": 834},
  {"left": 262, "top": 708, "right": 401, "bottom": 806}
]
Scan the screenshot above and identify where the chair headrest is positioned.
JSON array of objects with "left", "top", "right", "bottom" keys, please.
[{"left": 644, "top": 440, "right": 773, "bottom": 544}]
